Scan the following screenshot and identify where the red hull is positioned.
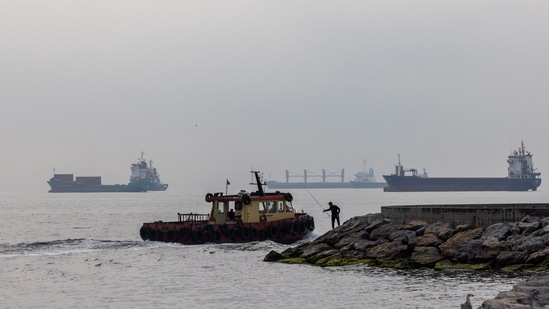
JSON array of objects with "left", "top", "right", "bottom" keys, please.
[{"left": 140, "top": 215, "right": 315, "bottom": 245}]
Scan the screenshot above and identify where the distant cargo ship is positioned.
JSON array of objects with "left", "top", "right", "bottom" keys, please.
[
  {"left": 47, "top": 152, "right": 169, "bottom": 193},
  {"left": 383, "top": 141, "right": 541, "bottom": 192},
  {"left": 266, "top": 166, "right": 386, "bottom": 189}
]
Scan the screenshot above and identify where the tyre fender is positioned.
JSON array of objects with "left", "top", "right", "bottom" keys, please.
[{"left": 242, "top": 195, "right": 252, "bottom": 205}]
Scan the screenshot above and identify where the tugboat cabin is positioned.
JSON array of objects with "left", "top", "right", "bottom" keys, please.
[{"left": 206, "top": 190, "right": 296, "bottom": 225}]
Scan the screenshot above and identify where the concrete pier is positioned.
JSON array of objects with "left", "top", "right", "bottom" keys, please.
[{"left": 381, "top": 203, "right": 549, "bottom": 228}]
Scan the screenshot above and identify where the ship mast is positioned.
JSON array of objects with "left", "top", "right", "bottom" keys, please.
[{"left": 251, "top": 171, "right": 265, "bottom": 196}]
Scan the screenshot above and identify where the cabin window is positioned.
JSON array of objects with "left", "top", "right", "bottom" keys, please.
[
  {"left": 217, "top": 202, "right": 225, "bottom": 214},
  {"left": 268, "top": 202, "right": 277, "bottom": 213},
  {"left": 278, "top": 201, "right": 284, "bottom": 212},
  {"left": 259, "top": 202, "right": 267, "bottom": 214}
]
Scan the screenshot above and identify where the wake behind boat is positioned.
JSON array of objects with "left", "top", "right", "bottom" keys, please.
[
  {"left": 139, "top": 171, "right": 315, "bottom": 245},
  {"left": 383, "top": 141, "right": 541, "bottom": 192}
]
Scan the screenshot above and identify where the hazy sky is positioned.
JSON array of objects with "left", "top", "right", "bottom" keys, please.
[{"left": 1, "top": 1, "right": 549, "bottom": 192}]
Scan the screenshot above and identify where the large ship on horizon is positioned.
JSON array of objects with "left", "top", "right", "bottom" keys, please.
[
  {"left": 383, "top": 141, "right": 541, "bottom": 192},
  {"left": 266, "top": 164, "right": 386, "bottom": 189},
  {"left": 47, "top": 152, "right": 169, "bottom": 193}
]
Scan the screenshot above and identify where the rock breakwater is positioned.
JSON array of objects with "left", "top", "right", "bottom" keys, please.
[
  {"left": 264, "top": 213, "right": 549, "bottom": 271},
  {"left": 479, "top": 275, "right": 549, "bottom": 308}
]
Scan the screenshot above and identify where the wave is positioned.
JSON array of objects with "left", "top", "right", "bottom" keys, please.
[
  {"left": 0, "top": 236, "right": 314, "bottom": 257},
  {"left": 0, "top": 239, "right": 167, "bottom": 257}
]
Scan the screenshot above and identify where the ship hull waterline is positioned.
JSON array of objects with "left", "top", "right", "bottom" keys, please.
[
  {"left": 383, "top": 176, "right": 541, "bottom": 192},
  {"left": 266, "top": 181, "right": 386, "bottom": 189},
  {"left": 140, "top": 216, "right": 315, "bottom": 245},
  {"left": 47, "top": 183, "right": 148, "bottom": 193}
]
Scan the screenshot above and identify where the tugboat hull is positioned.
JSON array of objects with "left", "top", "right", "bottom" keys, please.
[{"left": 140, "top": 215, "right": 315, "bottom": 245}]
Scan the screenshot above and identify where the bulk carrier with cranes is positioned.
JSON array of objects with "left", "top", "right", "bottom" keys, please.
[{"left": 266, "top": 161, "right": 386, "bottom": 189}]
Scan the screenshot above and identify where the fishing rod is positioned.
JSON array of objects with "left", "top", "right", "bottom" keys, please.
[{"left": 302, "top": 185, "right": 330, "bottom": 217}]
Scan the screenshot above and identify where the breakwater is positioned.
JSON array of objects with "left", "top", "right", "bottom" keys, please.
[
  {"left": 381, "top": 203, "right": 549, "bottom": 228},
  {"left": 265, "top": 210, "right": 549, "bottom": 271},
  {"left": 264, "top": 203, "right": 549, "bottom": 307}
]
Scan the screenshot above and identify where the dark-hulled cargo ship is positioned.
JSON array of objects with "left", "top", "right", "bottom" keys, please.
[
  {"left": 383, "top": 141, "right": 541, "bottom": 192},
  {"left": 47, "top": 152, "right": 168, "bottom": 193}
]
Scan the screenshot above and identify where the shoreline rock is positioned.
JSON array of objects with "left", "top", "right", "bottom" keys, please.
[
  {"left": 264, "top": 213, "right": 549, "bottom": 271},
  {"left": 479, "top": 275, "right": 549, "bottom": 308}
]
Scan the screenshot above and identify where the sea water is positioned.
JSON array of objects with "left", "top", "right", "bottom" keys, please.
[{"left": 1, "top": 188, "right": 545, "bottom": 308}]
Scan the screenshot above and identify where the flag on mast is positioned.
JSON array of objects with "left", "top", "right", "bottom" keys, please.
[{"left": 226, "top": 179, "right": 230, "bottom": 185}]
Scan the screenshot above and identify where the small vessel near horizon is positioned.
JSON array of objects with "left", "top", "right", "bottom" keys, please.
[
  {"left": 266, "top": 163, "right": 386, "bottom": 189},
  {"left": 383, "top": 141, "right": 542, "bottom": 192},
  {"left": 47, "top": 152, "right": 168, "bottom": 193},
  {"left": 139, "top": 171, "right": 315, "bottom": 245}
]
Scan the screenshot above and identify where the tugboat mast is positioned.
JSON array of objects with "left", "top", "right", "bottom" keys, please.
[{"left": 251, "top": 171, "right": 265, "bottom": 196}]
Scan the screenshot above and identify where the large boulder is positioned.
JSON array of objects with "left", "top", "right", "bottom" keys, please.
[
  {"left": 424, "top": 222, "right": 454, "bottom": 241},
  {"left": 365, "top": 241, "right": 410, "bottom": 259},
  {"left": 440, "top": 227, "right": 483, "bottom": 250},
  {"left": 495, "top": 250, "right": 529, "bottom": 268},
  {"left": 482, "top": 223, "right": 513, "bottom": 240},
  {"left": 410, "top": 246, "right": 443, "bottom": 266},
  {"left": 409, "top": 233, "right": 443, "bottom": 247}
]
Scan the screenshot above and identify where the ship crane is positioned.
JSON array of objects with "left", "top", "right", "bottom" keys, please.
[{"left": 285, "top": 169, "right": 345, "bottom": 183}]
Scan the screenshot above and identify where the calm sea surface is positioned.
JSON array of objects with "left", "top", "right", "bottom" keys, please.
[{"left": 2, "top": 188, "right": 547, "bottom": 308}]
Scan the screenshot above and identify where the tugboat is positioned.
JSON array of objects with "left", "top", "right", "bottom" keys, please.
[{"left": 139, "top": 171, "right": 315, "bottom": 244}]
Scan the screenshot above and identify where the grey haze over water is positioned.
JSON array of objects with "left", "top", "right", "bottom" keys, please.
[
  {"left": 2, "top": 3, "right": 548, "bottom": 308},
  {"left": 1, "top": 1, "right": 549, "bottom": 192}
]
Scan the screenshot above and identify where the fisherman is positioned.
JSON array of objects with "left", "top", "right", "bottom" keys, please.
[
  {"left": 228, "top": 209, "right": 235, "bottom": 220},
  {"left": 323, "top": 202, "right": 341, "bottom": 229}
]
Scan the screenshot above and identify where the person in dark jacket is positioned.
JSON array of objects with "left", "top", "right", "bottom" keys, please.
[
  {"left": 228, "top": 209, "right": 235, "bottom": 220},
  {"left": 323, "top": 201, "right": 341, "bottom": 229}
]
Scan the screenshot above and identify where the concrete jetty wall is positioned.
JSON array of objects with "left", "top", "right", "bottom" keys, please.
[{"left": 381, "top": 203, "right": 549, "bottom": 228}]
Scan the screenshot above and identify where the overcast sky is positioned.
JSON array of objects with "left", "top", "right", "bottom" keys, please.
[{"left": 1, "top": 1, "right": 548, "bottom": 192}]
